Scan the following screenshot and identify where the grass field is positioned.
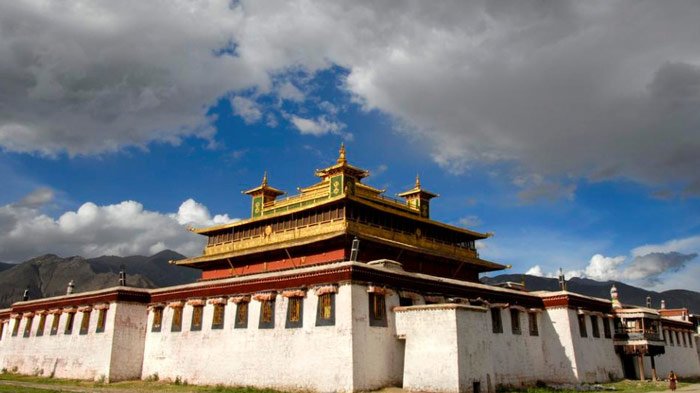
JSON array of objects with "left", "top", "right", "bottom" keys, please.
[{"left": 1, "top": 372, "right": 696, "bottom": 393}]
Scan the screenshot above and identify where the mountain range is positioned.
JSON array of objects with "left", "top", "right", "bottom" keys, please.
[
  {"left": 0, "top": 250, "right": 197, "bottom": 308},
  {"left": 0, "top": 251, "right": 697, "bottom": 313}
]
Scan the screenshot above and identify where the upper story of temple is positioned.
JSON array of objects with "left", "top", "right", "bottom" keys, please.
[{"left": 173, "top": 145, "right": 506, "bottom": 281}]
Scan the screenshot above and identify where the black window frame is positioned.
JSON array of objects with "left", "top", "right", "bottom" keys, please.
[
  {"left": 510, "top": 309, "right": 521, "bottom": 335},
  {"left": 151, "top": 307, "right": 163, "bottom": 333},
  {"left": 234, "top": 302, "right": 249, "bottom": 329},
  {"left": 11, "top": 318, "right": 20, "bottom": 337},
  {"left": 96, "top": 309, "right": 107, "bottom": 333},
  {"left": 79, "top": 311, "right": 91, "bottom": 335},
  {"left": 491, "top": 308, "right": 503, "bottom": 334},
  {"left": 285, "top": 297, "right": 303, "bottom": 329},
  {"left": 23, "top": 316, "right": 33, "bottom": 338},
  {"left": 190, "top": 305, "right": 204, "bottom": 332},
  {"left": 211, "top": 303, "right": 225, "bottom": 330},
  {"left": 64, "top": 312, "right": 75, "bottom": 335},
  {"left": 528, "top": 312, "right": 539, "bottom": 336},
  {"left": 316, "top": 293, "right": 336, "bottom": 327},
  {"left": 171, "top": 306, "right": 183, "bottom": 332},
  {"left": 259, "top": 300, "right": 275, "bottom": 329},
  {"left": 368, "top": 293, "right": 387, "bottom": 327},
  {"left": 578, "top": 314, "right": 587, "bottom": 338},
  {"left": 50, "top": 314, "right": 60, "bottom": 336},
  {"left": 36, "top": 314, "right": 46, "bottom": 337},
  {"left": 590, "top": 315, "right": 600, "bottom": 338}
]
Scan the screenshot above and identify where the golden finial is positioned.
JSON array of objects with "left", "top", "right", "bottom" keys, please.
[
  {"left": 415, "top": 174, "right": 421, "bottom": 188},
  {"left": 262, "top": 171, "right": 268, "bottom": 186},
  {"left": 337, "top": 143, "right": 347, "bottom": 164}
]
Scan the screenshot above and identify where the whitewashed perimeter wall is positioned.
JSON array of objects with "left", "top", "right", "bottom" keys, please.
[
  {"left": 566, "top": 310, "right": 622, "bottom": 383},
  {"left": 0, "top": 301, "right": 147, "bottom": 381},
  {"left": 396, "top": 305, "right": 494, "bottom": 393},
  {"left": 396, "top": 305, "right": 625, "bottom": 393},
  {"left": 141, "top": 284, "right": 356, "bottom": 392},
  {"left": 350, "top": 284, "right": 404, "bottom": 391},
  {"left": 639, "top": 330, "right": 700, "bottom": 378},
  {"left": 108, "top": 302, "right": 148, "bottom": 381}
]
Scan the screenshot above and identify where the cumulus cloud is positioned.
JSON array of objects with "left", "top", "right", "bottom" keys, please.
[
  {"left": 3, "top": 1, "right": 700, "bottom": 195},
  {"left": 458, "top": 215, "right": 482, "bottom": 227},
  {"left": 524, "top": 240, "right": 699, "bottom": 289},
  {"left": 231, "top": 96, "right": 263, "bottom": 124},
  {"left": 525, "top": 265, "right": 544, "bottom": 277},
  {"left": 0, "top": 189, "right": 236, "bottom": 262},
  {"left": 290, "top": 115, "right": 346, "bottom": 137}
]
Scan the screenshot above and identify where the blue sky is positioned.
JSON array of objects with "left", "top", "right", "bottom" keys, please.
[{"left": 1, "top": 1, "right": 699, "bottom": 292}]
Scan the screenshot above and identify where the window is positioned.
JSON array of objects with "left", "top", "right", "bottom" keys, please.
[
  {"left": 399, "top": 297, "right": 414, "bottom": 306},
  {"left": 259, "top": 300, "right": 275, "bottom": 329},
  {"left": 79, "top": 311, "right": 90, "bottom": 335},
  {"left": 96, "top": 309, "right": 107, "bottom": 333},
  {"left": 603, "top": 318, "right": 611, "bottom": 339},
  {"left": 510, "top": 309, "right": 521, "bottom": 335},
  {"left": 669, "top": 330, "right": 675, "bottom": 346},
  {"left": 50, "top": 314, "right": 60, "bottom": 335},
  {"left": 212, "top": 304, "right": 225, "bottom": 329},
  {"left": 316, "top": 293, "right": 335, "bottom": 326},
  {"left": 286, "top": 297, "right": 303, "bottom": 328},
  {"left": 682, "top": 331, "right": 687, "bottom": 347},
  {"left": 11, "top": 318, "right": 20, "bottom": 337},
  {"left": 528, "top": 312, "right": 538, "bottom": 336},
  {"left": 36, "top": 314, "right": 46, "bottom": 337},
  {"left": 368, "top": 293, "right": 387, "bottom": 327},
  {"left": 491, "top": 308, "right": 503, "bottom": 334},
  {"left": 591, "top": 315, "right": 600, "bottom": 338},
  {"left": 23, "top": 316, "right": 33, "bottom": 338},
  {"left": 0, "top": 320, "right": 4, "bottom": 340},
  {"left": 64, "top": 312, "right": 75, "bottom": 335},
  {"left": 171, "top": 307, "right": 183, "bottom": 332},
  {"left": 190, "top": 305, "right": 203, "bottom": 331},
  {"left": 689, "top": 333, "right": 694, "bottom": 348},
  {"left": 676, "top": 331, "right": 680, "bottom": 346},
  {"left": 151, "top": 307, "right": 163, "bottom": 332},
  {"left": 578, "top": 314, "right": 587, "bottom": 338},
  {"left": 235, "top": 302, "right": 249, "bottom": 329}
]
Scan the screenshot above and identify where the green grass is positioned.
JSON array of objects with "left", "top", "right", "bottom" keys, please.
[
  {"left": 0, "top": 386, "right": 62, "bottom": 393},
  {"left": 496, "top": 378, "right": 695, "bottom": 393},
  {"left": 0, "top": 373, "right": 285, "bottom": 393}
]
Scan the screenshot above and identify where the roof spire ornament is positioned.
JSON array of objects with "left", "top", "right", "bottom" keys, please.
[
  {"left": 415, "top": 174, "right": 421, "bottom": 188},
  {"left": 262, "top": 171, "right": 268, "bottom": 186},
  {"left": 337, "top": 143, "right": 347, "bottom": 165},
  {"left": 611, "top": 284, "right": 621, "bottom": 309}
]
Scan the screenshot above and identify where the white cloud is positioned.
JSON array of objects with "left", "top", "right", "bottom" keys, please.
[
  {"left": 2, "top": 1, "right": 700, "bottom": 195},
  {"left": 525, "top": 265, "right": 544, "bottom": 277},
  {"left": 523, "top": 237, "right": 700, "bottom": 290},
  {"left": 290, "top": 115, "right": 346, "bottom": 137},
  {"left": 277, "top": 82, "right": 305, "bottom": 102},
  {"left": 0, "top": 189, "right": 237, "bottom": 262},
  {"left": 231, "top": 96, "right": 263, "bottom": 124},
  {"left": 458, "top": 215, "right": 482, "bottom": 227}
]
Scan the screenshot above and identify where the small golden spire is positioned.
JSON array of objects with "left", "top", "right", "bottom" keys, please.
[
  {"left": 262, "top": 171, "right": 268, "bottom": 186},
  {"left": 415, "top": 174, "right": 421, "bottom": 189},
  {"left": 337, "top": 143, "right": 347, "bottom": 164}
]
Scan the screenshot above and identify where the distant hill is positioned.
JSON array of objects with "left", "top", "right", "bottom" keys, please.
[
  {"left": 0, "top": 262, "right": 12, "bottom": 273},
  {"left": 481, "top": 274, "right": 700, "bottom": 314},
  {"left": 0, "top": 250, "right": 197, "bottom": 308}
]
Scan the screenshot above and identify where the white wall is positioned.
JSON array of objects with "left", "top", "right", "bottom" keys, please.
[
  {"left": 141, "top": 284, "right": 356, "bottom": 392},
  {"left": 108, "top": 302, "right": 148, "bottom": 381},
  {"left": 644, "top": 330, "right": 700, "bottom": 378},
  {"left": 350, "top": 284, "right": 404, "bottom": 391},
  {"left": 0, "top": 306, "right": 115, "bottom": 380},
  {"left": 569, "top": 313, "right": 622, "bottom": 383}
]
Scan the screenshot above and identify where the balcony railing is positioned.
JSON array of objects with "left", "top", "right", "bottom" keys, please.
[{"left": 614, "top": 328, "right": 662, "bottom": 342}]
